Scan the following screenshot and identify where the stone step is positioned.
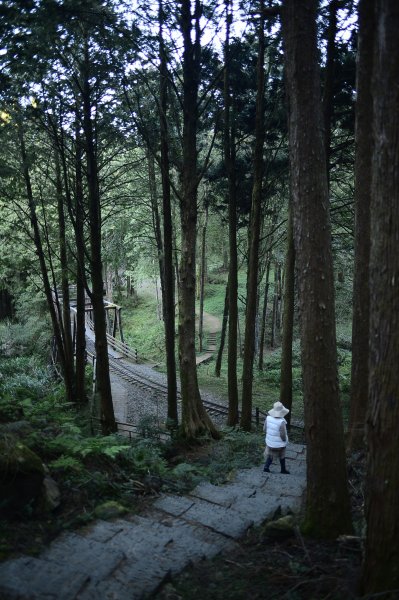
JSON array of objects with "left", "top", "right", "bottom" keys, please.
[{"left": 0, "top": 555, "right": 90, "bottom": 600}]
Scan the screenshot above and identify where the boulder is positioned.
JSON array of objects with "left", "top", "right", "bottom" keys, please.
[{"left": 0, "top": 433, "right": 45, "bottom": 517}]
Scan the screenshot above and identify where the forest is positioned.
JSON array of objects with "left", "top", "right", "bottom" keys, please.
[{"left": 0, "top": 0, "right": 398, "bottom": 598}]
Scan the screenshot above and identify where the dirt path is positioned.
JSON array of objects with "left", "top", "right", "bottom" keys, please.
[{"left": 200, "top": 311, "right": 222, "bottom": 333}]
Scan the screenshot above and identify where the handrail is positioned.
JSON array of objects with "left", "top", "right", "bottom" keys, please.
[{"left": 86, "top": 317, "right": 138, "bottom": 363}]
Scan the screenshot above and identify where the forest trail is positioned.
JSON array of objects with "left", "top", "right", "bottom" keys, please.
[{"left": 0, "top": 445, "right": 306, "bottom": 600}]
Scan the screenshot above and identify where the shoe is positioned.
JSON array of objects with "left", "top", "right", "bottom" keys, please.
[
  {"left": 263, "top": 456, "right": 273, "bottom": 473},
  {"left": 280, "top": 458, "right": 290, "bottom": 474}
]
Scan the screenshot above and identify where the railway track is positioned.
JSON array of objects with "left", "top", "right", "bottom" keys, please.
[
  {"left": 87, "top": 343, "right": 263, "bottom": 424},
  {"left": 88, "top": 340, "right": 304, "bottom": 429}
]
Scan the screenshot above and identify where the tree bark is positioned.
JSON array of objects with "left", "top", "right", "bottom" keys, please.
[
  {"left": 241, "top": 1, "right": 265, "bottom": 431},
  {"left": 17, "top": 120, "right": 73, "bottom": 401},
  {"left": 322, "top": 0, "right": 339, "bottom": 180},
  {"left": 214, "top": 281, "right": 229, "bottom": 378},
  {"left": 81, "top": 38, "right": 116, "bottom": 435},
  {"left": 282, "top": 0, "right": 352, "bottom": 538},
  {"left": 74, "top": 125, "right": 87, "bottom": 404},
  {"left": 279, "top": 203, "right": 295, "bottom": 423},
  {"left": 55, "top": 154, "right": 75, "bottom": 399},
  {"left": 224, "top": 0, "right": 239, "bottom": 425},
  {"left": 258, "top": 259, "right": 271, "bottom": 371},
  {"left": 178, "top": 0, "right": 218, "bottom": 439},
  {"left": 270, "top": 263, "right": 278, "bottom": 348},
  {"left": 347, "top": 0, "right": 373, "bottom": 451},
  {"left": 159, "top": 0, "right": 178, "bottom": 426},
  {"left": 361, "top": 0, "right": 399, "bottom": 593},
  {"left": 198, "top": 206, "right": 208, "bottom": 352}
]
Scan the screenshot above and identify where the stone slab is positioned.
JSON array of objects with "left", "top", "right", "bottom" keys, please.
[
  {"left": 264, "top": 474, "right": 306, "bottom": 497},
  {"left": 0, "top": 556, "right": 89, "bottom": 600},
  {"left": 229, "top": 490, "right": 284, "bottom": 526},
  {"left": 189, "top": 481, "right": 246, "bottom": 507},
  {"left": 76, "top": 578, "right": 141, "bottom": 600},
  {"left": 145, "top": 510, "right": 237, "bottom": 563},
  {"left": 153, "top": 494, "right": 195, "bottom": 517},
  {"left": 81, "top": 512, "right": 234, "bottom": 599},
  {"left": 41, "top": 532, "right": 125, "bottom": 581},
  {"left": 83, "top": 519, "right": 128, "bottom": 544},
  {"left": 156, "top": 494, "right": 253, "bottom": 538}
]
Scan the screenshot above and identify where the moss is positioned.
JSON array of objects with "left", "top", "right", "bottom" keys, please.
[
  {"left": 0, "top": 433, "right": 44, "bottom": 476},
  {"left": 93, "top": 500, "right": 128, "bottom": 520}
]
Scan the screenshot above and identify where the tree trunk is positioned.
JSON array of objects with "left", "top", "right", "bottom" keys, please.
[
  {"left": 322, "top": 0, "right": 339, "bottom": 180},
  {"left": 258, "top": 259, "right": 271, "bottom": 371},
  {"left": 279, "top": 204, "right": 295, "bottom": 423},
  {"left": 17, "top": 120, "right": 73, "bottom": 401},
  {"left": 198, "top": 206, "right": 208, "bottom": 352},
  {"left": 55, "top": 154, "right": 75, "bottom": 398},
  {"left": 214, "top": 281, "right": 229, "bottom": 378},
  {"left": 0, "top": 288, "right": 13, "bottom": 320},
  {"left": 148, "top": 152, "right": 165, "bottom": 304},
  {"left": 178, "top": 0, "right": 218, "bottom": 440},
  {"left": 81, "top": 39, "right": 116, "bottom": 435},
  {"left": 361, "top": 0, "right": 399, "bottom": 593},
  {"left": 282, "top": 0, "right": 352, "bottom": 538},
  {"left": 224, "top": 0, "right": 239, "bottom": 425},
  {"left": 241, "top": 1, "right": 265, "bottom": 431},
  {"left": 74, "top": 126, "right": 87, "bottom": 404},
  {"left": 159, "top": 0, "right": 178, "bottom": 426},
  {"left": 347, "top": 0, "right": 373, "bottom": 451},
  {"left": 270, "top": 264, "right": 278, "bottom": 348}
]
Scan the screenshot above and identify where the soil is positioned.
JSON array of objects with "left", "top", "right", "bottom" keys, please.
[{"left": 157, "top": 527, "right": 363, "bottom": 600}]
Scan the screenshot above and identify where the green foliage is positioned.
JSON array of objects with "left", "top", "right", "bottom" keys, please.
[
  {"left": 0, "top": 291, "right": 52, "bottom": 357},
  {"left": 121, "top": 439, "right": 167, "bottom": 476},
  {"left": 47, "top": 431, "right": 131, "bottom": 460},
  {"left": 204, "top": 429, "right": 263, "bottom": 483},
  {"left": 123, "top": 294, "right": 165, "bottom": 362},
  {"left": 49, "top": 455, "right": 84, "bottom": 473},
  {"left": 168, "top": 462, "right": 206, "bottom": 492},
  {"left": 137, "top": 414, "right": 163, "bottom": 439}
]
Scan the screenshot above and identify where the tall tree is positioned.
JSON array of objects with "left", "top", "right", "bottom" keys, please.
[
  {"left": 282, "top": 0, "right": 352, "bottom": 537},
  {"left": 279, "top": 202, "right": 294, "bottom": 423},
  {"left": 361, "top": 0, "right": 399, "bottom": 593},
  {"left": 241, "top": 0, "right": 266, "bottom": 431},
  {"left": 80, "top": 36, "right": 116, "bottom": 434},
  {"left": 159, "top": 0, "right": 178, "bottom": 426},
  {"left": 16, "top": 116, "right": 75, "bottom": 403},
  {"left": 224, "top": 0, "right": 239, "bottom": 425},
  {"left": 322, "top": 0, "right": 339, "bottom": 178},
  {"left": 178, "top": 0, "right": 218, "bottom": 439},
  {"left": 347, "top": 0, "right": 373, "bottom": 451}
]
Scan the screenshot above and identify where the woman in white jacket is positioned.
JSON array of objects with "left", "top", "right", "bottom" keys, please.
[{"left": 263, "top": 401, "right": 290, "bottom": 474}]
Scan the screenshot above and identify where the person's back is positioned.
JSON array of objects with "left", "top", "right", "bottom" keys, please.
[{"left": 263, "top": 402, "right": 290, "bottom": 474}]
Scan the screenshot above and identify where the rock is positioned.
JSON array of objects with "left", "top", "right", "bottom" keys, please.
[
  {"left": 40, "top": 476, "right": 61, "bottom": 511},
  {"left": 93, "top": 501, "right": 128, "bottom": 520},
  {"left": 261, "top": 515, "right": 297, "bottom": 540},
  {"left": 0, "top": 433, "right": 45, "bottom": 517}
]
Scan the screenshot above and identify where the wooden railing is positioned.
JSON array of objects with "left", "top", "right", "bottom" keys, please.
[{"left": 86, "top": 317, "right": 138, "bottom": 363}]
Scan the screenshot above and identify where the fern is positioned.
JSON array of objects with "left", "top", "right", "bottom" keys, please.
[{"left": 49, "top": 455, "right": 84, "bottom": 472}]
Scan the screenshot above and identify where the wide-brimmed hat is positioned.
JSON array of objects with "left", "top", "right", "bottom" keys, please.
[{"left": 268, "top": 401, "right": 289, "bottom": 418}]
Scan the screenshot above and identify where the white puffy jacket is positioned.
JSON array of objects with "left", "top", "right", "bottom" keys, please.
[{"left": 265, "top": 416, "right": 288, "bottom": 448}]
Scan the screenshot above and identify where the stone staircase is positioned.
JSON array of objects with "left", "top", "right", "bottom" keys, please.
[{"left": 0, "top": 444, "right": 306, "bottom": 600}]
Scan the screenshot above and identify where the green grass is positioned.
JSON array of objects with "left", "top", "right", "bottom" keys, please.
[{"left": 122, "top": 293, "right": 166, "bottom": 362}]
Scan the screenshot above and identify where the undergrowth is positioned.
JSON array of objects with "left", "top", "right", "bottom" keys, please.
[{"left": 0, "top": 350, "right": 266, "bottom": 562}]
